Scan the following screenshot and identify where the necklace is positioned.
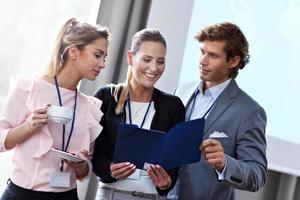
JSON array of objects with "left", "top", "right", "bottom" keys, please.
[{"left": 130, "top": 102, "right": 148, "bottom": 115}]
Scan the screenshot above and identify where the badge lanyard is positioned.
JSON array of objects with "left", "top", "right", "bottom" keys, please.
[
  {"left": 187, "top": 89, "right": 217, "bottom": 121},
  {"left": 54, "top": 76, "right": 77, "bottom": 171},
  {"left": 127, "top": 96, "right": 152, "bottom": 129}
]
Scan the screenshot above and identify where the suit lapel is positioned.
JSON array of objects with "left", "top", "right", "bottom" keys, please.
[{"left": 204, "top": 80, "right": 238, "bottom": 134}]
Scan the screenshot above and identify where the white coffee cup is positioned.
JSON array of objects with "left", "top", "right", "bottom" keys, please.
[{"left": 48, "top": 105, "right": 73, "bottom": 124}]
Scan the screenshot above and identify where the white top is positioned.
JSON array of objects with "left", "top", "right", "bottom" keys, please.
[
  {"left": 125, "top": 101, "right": 155, "bottom": 130},
  {"left": 102, "top": 101, "right": 158, "bottom": 194}
]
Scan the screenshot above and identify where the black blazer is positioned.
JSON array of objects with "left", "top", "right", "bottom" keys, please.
[{"left": 92, "top": 85, "right": 185, "bottom": 196}]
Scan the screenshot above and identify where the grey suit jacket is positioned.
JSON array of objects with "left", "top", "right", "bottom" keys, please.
[{"left": 174, "top": 80, "right": 267, "bottom": 200}]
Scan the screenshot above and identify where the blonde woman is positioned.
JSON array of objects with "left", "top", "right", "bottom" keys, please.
[
  {"left": 92, "top": 29, "right": 185, "bottom": 200},
  {"left": 0, "top": 18, "right": 110, "bottom": 200}
]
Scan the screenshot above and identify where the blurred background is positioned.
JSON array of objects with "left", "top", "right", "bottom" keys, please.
[{"left": 1, "top": 0, "right": 300, "bottom": 199}]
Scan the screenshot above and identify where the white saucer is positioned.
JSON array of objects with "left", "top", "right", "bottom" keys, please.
[{"left": 51, "top": 148, "right": 84, "bottom": 163}]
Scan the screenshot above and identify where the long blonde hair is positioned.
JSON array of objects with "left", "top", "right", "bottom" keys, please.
[
  {"left": 114, "top": 28, "right": 166, "bottom": 114},
  {"left": 41, "top": 18, "right": 110, "bottom": 78}
]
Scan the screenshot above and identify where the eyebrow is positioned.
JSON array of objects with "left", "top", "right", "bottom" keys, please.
[
  {"left": 94, "top": 49, "right": 107, "bottom": 56},
  {"left": 143, "top": 55, "right": 165, "bottom": 60},
  {"left": 200, "top": 48, "right": 219, "bottom": 55}
]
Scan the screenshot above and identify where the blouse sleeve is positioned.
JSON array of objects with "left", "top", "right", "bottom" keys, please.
[
  {"left": 76, "top": 96, "right": 103, "bottom": 181},
  {"left": 0, "top": 76, "right": 32, "bottom": 152},
  {"left": 86, "top": 96, "right": 103, "bottom": 153}
]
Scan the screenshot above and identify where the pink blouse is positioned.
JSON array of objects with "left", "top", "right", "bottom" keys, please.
[{"left": 0, "top": 76, "right": 103, "bottom": 192}]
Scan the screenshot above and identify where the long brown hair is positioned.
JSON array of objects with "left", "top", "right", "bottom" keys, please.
[
  {"left": 114, "top": 28, "right": 166, "bottom": 114},
  {"left": 41, "top": 18, "right": 110, "bottom": 78}
]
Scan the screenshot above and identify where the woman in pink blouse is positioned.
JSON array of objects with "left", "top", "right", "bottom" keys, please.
[{"left": 0, "top": 18, "right": 110, "bottom": 200}]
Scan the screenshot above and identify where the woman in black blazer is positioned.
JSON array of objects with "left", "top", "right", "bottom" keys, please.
[{"left": 92, "top": 28, "right": 185, "bottom": 200}]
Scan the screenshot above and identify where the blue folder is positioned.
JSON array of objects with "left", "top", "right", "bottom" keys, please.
[{"left": 113, "top": 118, "right": 205, "bottom": 169}]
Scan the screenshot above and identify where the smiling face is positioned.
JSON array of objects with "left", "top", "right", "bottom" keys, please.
[
  {"left": 73, "top": 37, "right": 108, "bottom": 81},
  {"left": 199, "top": 40, "right": 239, "bottom": 89},
  {"left": 128, "top": 41, "right": 166, "bottom": 90}
]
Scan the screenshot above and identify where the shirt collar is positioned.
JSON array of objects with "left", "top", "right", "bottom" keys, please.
[{"left": 198, "top": 78, "right": 232, "bottom": 100}]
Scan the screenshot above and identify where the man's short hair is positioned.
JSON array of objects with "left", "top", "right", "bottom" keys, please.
[{"left": 195, "top": 22, "right": 250, "bottom": 78}]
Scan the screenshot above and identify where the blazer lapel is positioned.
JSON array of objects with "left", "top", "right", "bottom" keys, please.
[{"left": 204, "top": 80, "right": 238, "bottom": 134}]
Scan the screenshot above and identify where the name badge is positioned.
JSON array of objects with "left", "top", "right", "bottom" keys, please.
[{"left": 50, "top": 171, "right": 71, "bottom": 188}]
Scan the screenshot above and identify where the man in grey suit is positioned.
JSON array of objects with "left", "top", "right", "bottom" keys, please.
[{"left": 170, "top": 22, "right": 267, "bottom": 200}]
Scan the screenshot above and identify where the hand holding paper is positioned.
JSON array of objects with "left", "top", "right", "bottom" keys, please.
[
  {"left": 147, "top": 164, "right": 172, "bottom": 189},
  {"left": 110, "top": 162, "right": 136, "bottom": 179}
]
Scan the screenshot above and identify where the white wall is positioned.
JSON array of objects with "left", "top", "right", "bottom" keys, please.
[{"left": 147, "top": 0, "right": 195, "bottom": 93}]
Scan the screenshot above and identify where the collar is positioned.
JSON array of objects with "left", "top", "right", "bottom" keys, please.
[{"left": 198, "top": 78, "right": 232, "bottom": 100}]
